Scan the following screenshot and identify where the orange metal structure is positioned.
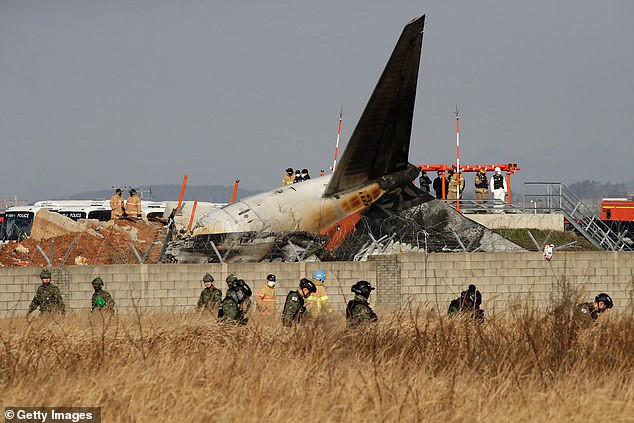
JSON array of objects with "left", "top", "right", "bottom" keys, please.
[
  {"left": 177, "top": 175, "right": 188, "bottom": 209},
  {"left": 417, "top": 163, "right": 520, "bottom": 203},
  {"left": 231, "top": 180, "right": 240, "bottom": 203}
]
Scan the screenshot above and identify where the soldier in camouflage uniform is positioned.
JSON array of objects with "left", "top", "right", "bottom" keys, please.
[
  {"left": 28, "top": 268, "right": 65, "bottom": 315},
  {"left": 197, "top": 273, "right": 222, "bottom": 313},
  {"left": 346, "top": 280, "right": 378, "bottom": 326},
  {"left": 281, "top": 278, "right": 317, "bottom": 327},
  {"left": 91, "top": 277, "right": 115, "bottom": 312},
  {"left": 448, "top": 284, "right": 484, "bottom": 322},
  {"left": 218, "top": 281, "right": 252, "bottom": 325},
  {"left": 576, "top": 292, "right": 613, "bottom": 326}
]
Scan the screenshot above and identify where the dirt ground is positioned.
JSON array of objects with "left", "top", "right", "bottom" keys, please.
[{"left": 0, "top": 219, "right": 168, "bottom": 267}]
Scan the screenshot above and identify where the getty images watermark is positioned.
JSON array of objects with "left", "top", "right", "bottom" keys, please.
[{"left": 4, "top": 407, "right": 101, "bottom": 423}]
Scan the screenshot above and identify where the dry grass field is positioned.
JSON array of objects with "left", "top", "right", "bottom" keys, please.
[{"left": 1, "top": 304, "right": 632, "bottom": 422}]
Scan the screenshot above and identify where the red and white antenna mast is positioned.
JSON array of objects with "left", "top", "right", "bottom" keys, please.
[
  {"left": 331, "top": 106, "right": 343, "bottom": 172},
  {"left": 455, "top": 105, "right": 461, "bottom": 213}
]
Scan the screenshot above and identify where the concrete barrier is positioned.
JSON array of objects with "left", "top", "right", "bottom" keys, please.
[{"left": 1, "top": 251, "right": 632, "bottom": 317}]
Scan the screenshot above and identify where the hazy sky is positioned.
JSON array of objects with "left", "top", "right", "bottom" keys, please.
[{"left": 2, "top": 1, "right": 633, "bottom": 202}]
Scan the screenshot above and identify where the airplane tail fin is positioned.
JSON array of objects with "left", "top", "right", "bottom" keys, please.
[{"left": 324, "top": 15, "right": 425, "bottom": 197}]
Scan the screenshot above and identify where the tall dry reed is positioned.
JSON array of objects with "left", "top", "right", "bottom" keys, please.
[{"left": 0, "top": 304, "right": 632, "bottom": 422}]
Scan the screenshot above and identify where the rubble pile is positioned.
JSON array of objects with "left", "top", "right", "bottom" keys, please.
[{"left": 0, "top": 211, "right": 167, "bottom": 267}]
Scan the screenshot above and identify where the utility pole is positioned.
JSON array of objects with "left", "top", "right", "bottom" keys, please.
[{"left": 455, "top": 105, "right": 461, "bottom": 213}]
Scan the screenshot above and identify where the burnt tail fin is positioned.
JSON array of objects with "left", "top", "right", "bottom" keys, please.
[{"left": 324, "top": 15, "right": 425, "bottom": 197}]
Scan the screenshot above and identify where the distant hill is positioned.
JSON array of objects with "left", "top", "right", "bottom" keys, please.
[{"left": 68, "top": 184, "right": 261, "bottom": 203}]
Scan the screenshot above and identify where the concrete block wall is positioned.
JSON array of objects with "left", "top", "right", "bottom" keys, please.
[
  {"left": 1, "top": 252, "right": 632, "bottom": 317},
  {"left": 395, "top": 251, "right": 634, "bottom": 312}
]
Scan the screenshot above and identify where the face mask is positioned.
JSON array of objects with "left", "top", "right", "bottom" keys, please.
[{"left": 267, "top": 281, "right": 276, "bottom": 288}]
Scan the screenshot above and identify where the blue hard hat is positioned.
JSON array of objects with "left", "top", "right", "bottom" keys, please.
[{"left": 313, "top": 269, "right": 326, "bottom": 282}]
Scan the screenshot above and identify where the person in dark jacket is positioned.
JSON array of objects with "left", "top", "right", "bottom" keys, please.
[
  {"left": 346, "top": 280, "right": 378, "bottom": 326},
  {"left": 281, "top": 278, "right": 316, "bottom": 327},
  {"left": 448, "top": 284, "right": 484, "bottom": 321}
]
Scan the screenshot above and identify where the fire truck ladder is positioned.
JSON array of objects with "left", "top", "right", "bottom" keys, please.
[{"left": 523, "top": 182, "right": 632, "bottom": 251}]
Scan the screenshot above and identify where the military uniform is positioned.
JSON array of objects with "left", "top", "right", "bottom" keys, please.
[
  {"left": 255, "top": 283, "right": 276, "bottom": 314},
  {"left": 282, "top": 290, "right": 307, "bottom": 327},
  {"left": 575, "top": 302, "right": 598, "bottom": 326},
  {"left": 125, "top": 194, "right": 142, "bottom": 218},
  {"left": 346, "top": 294, "right": 378, "bottom": 326},
  {"left": 448, "top": 297, "right": 484, "bottom": 321},
  {"left": 305, "top": 279, "right": 333, "bottom": 316},
  {"left": 197, "top": 286, "right": 222, "bottom": 312},
  {"left": 218, "top": 291, "right": 248, "bottom": 325},
  {"left": 28, "top": 283, "right": 65, "bottom": 314},
  {"left": 109, "top": 193, "right": 125, "bottom": 219},
  {"left": 92, "top": 288, "right": 115, "bottom": 312}
]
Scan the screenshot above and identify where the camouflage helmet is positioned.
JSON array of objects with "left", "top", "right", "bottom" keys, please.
[
  {"left": 91, "top": 277, "right": 104, "bottom": 288},
  {"left": 203, "top": 273, "right": 214, "bottom": 283},
  {"left": 40, "top": 268, "right": 52, "bottom": 279},
  {"left": 226, "top": 273, "right": 238, "bottom": 283}
]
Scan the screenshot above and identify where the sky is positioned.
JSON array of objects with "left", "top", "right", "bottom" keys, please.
[{"left": 2, "top": 1, "right": 633, "bottom": 202}]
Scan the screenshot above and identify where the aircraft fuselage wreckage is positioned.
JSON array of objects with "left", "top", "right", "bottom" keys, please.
[{"left": 167, "top": 16, "right": 432, "bottom": 263}]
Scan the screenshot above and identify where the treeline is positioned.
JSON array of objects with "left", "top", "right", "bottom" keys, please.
[
  {"left": 70, "top": 184, "right": 260, "bottom": 203},
  {"left": 568, "top": 180, "right": 629, "bottom": 200}
]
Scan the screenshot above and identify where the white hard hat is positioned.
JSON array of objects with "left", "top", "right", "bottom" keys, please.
[{"left": 494, "top": 167, "right": 501, "bottom": 173}]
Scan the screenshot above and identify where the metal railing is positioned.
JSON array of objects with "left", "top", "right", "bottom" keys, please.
[{"left": 522, "top": 182, "right": 632, "bottom": 251}]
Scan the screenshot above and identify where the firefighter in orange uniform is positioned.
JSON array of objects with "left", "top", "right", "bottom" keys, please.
[
  {"left": 109, "top": 188, "right": 125, "bottom": 220},
  {"left": 305, "top": 269, "right": 333, "bottom": 317},
  {"left": 125, "top": 188, "right": 142, "bottom": 219},
  {"left": 255, "top": 274, "right": 277, "bottom": 314}
]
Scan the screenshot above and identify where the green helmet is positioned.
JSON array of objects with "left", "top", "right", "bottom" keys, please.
[
  {"left": 226, "top": 274, "right": 238, "bottom": 283},
  {"left": 40, "top": 268, "right": 52, "bottom": 279},
  {"left": 91, "top": 277, "right": 104, "bottom": 288},
  {"left": 95, "top": 297, "right": 107, "bottom": 308},
  {"left": 203, "top": 273, "right": 214, "bottom": 283}
]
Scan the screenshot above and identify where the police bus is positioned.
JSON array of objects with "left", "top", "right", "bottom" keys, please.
[{"left": 0, "top": 206, "right": 50, "bottom": 242}]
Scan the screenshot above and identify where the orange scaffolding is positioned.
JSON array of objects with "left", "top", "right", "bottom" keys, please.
[{"left": 417, "top": 163, "right": 520, "bottom": 204}]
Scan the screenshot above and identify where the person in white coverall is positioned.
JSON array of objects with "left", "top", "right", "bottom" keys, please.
[{"left": 489, "top": 167, "right": 507, "bottom": 211}]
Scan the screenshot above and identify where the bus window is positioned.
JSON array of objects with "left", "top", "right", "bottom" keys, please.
[
  {"left": 88, "top": 210, "right": 111, "bottom": 221},
  {"left": 1, "top": 211, "right": 35, "bottom": 241}
]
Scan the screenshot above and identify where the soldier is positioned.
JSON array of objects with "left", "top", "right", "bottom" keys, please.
[
  {"left": 346, "top": 280, "right": 378, "bottom": 326},
  {"left": 218, "top": 281, "right": 252, "bottom": 325},
  {"left": 28, "top": 268, "right": 65, "bottom": 315},
  {"left": 305, "top": 269, "right": 333, "bottom": 317},
  {"left": 281, "top": 278, "right": 316, "bottom": 327},
  {"left": 125, "top": 188, "right": 142, "bottom": 219},
  {"left": 197, "top": 273, "right": 222, "bottom": 313},
  {"left": 109, "top": 188, "right": 125, "bottom": 220},
  {"left": 255, "top": 274, "right": 277, "bottom": 315},
  {"left": 448, "top": 284, "right": 484, "bottom": 321},
  {"left": 91, "top": 277, "right": 115, "bottom": 312},
  {"left": 576, "top": 293, "right": 613, "bottom": 326}
]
